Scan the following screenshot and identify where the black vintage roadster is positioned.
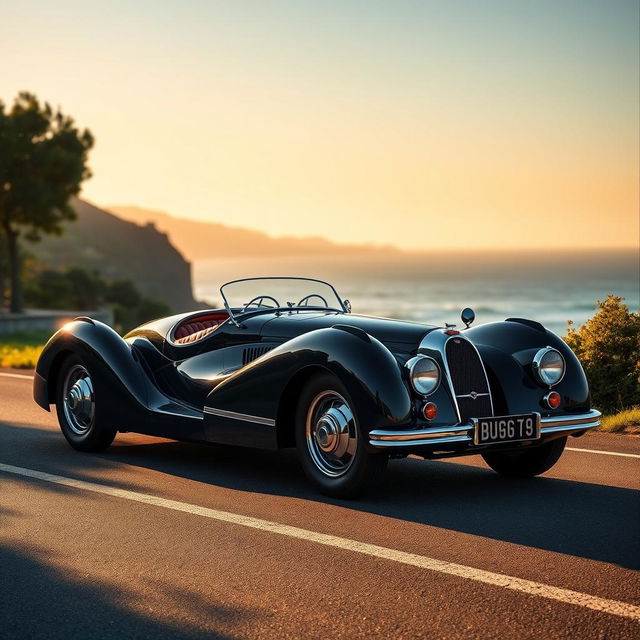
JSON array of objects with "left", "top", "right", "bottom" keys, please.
[{"left": 34, "top": 277, "right": 601, "bottom": 497}]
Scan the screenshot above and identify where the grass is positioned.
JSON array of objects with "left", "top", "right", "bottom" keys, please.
[
  {"left": 0, "top": 331, "right": 49, "bottom": 369},
  {"left": 599, "top": 407, "right": 640, "bottom": 435}
]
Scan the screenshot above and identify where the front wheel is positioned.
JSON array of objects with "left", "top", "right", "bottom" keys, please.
[
  {"left": 55, "top": 354, "right": 117, "bottom": 452},
  {"left": 295, "top": 373, "right": 387, "bottom": 498},
  {"left": 481, "top": 437, "right": 567, "bottom": 477}
]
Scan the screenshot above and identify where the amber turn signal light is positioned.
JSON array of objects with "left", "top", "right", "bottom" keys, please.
[
  {"left": 423, "top": 402, "right": 438, "bottom": 420},
  {"left": 544, "top": 391, "right": 561, "bottom": 409}
]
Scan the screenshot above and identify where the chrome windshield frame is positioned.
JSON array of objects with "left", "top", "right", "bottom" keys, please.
[{"left": 220, "top": 277, "right": 348, "bottom": 322}]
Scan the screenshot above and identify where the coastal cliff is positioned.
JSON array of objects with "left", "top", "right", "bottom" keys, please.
[{"left": 30, "top": 198, "right": 199, "bottom": 312}]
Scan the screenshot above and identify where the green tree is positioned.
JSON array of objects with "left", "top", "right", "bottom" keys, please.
[
  {"left": 136, "top": 297, "right": 171, "bottom": 324},
  {"left": 106, "top": 279, "right": 142, "bottom": 308},
  {"left": 24, "top": 268, "right": 75, "bottom": 309},
  {"left": 65, "top": 267, "right": 106, "bottom": 309},
  {"left": 565, "top": 295, "right": 640, "bottom": 414},
  {"left": 24, "top": 266, "right": 105, "bottom": 310},
  {"left": 0, "top": 92, "right": 93, "bottom": 312},
  {"left": 23, "top": 265, "right": 171, "bottom": 332}
]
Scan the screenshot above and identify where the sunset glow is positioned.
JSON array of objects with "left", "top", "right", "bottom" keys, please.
[{"left": 2, "top": 1, "right": 638, "bottom": 249}]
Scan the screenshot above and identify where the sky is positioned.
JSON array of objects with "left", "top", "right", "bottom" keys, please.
[{"left": 2, "top": 1, "right": 639, "bottom": 250}]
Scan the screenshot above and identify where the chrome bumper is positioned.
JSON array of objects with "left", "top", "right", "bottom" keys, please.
[{"left": 369, "top": 410, "right": 601, "bottom": 448}]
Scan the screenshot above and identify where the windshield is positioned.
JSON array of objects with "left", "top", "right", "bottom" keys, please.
[{"left": 220, "top": 278, "right": 346, "bottom": 317}]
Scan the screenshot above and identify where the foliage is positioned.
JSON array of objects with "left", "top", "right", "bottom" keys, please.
[
  {"left": 565, "top": 295, "right": 640, "bottom": 414},
  {"left": 599, "top": 407, "right": 640, "bottom": 434},
  {"left": 0, "top": 92, "right": 93, "bottom": 312},
  {"left": 24, "top": 266, "right": 105, "bottom": 310},
  {"left": 0, "top": 332, "right": 48, "bottom": 369},
  {"left": 24, "top": 266, "right": 170, "bottom": 332}
]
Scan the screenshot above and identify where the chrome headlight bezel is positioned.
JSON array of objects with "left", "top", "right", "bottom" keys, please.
[
  {"left": 405, "top": 355, "right": 441, "bottom": 396},
  {"left": 532, "top": 347, "right": 566, "bottom": 387}
]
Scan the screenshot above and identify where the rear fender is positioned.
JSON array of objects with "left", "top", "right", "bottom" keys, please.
[{"left": 34, "top": 319, "right": 201, "bottom": 434}]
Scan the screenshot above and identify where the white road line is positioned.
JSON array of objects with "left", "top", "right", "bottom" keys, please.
[
  {"left": 0, "top": 372, "right": 33, "bottom": 380},
  {"left": 1, "top": 463, "right": 639, "bottom": 621},
  {"left": 567, "top": 447, "right": 640, "bottom": 459}
]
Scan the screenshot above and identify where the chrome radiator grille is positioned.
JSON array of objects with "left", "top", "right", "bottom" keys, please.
[{"left": 444, "top": 337, "right": 493, "bottom": 421}]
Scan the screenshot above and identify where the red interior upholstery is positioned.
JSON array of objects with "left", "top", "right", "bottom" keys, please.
[{"left": 173, "top": 311, "right": 229, "bottom": 344}]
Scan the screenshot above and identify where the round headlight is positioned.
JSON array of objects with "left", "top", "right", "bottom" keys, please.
[
  {"left": 532, "top": 347, "right": 565, "bottom": 387},
  {"left": 406, "top": 356, "right": 441, "bottom": 396}
]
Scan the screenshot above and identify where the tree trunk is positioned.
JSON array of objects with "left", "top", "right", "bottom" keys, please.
[{"left": 5, "top": 227, "right": 23, "bottom": 314}]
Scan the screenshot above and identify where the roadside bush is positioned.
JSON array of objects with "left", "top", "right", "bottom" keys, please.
[
  {"left": 25, "top": 267, "right": 105, "bottom": 310},
  {"left": 0, "top": 332, "right": 48, "bottom": 369},
  {"left": 24, "top": 266, "right": 171, "bottom": 332},
  {"left": 599, "top": 407, "right": 640, "bottom": 434},
  {"left": 565, "top": 295, "right": 640, "bottom": 414}
]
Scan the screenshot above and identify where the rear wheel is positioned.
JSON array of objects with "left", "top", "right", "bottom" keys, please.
[
  {"left": 295, "top": 373, "right": 387, "bottom": 498},
  {"left": 481, "top": 437, "right": 567, "bottom": 477},
  {"left": 55, "top": 355, "right": 117, "bottom": 452}
]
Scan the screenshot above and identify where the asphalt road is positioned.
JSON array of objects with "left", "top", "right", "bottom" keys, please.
[{"left": 1, "top": 369, "right": 639, "bottom": 640}]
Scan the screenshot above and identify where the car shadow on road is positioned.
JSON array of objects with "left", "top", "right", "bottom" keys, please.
[
  {"left": 2, "top": 421, "right": 639, "bottom": 570},
  {"left": 0, "top": 540, "right": 252, "bottom": 640}
]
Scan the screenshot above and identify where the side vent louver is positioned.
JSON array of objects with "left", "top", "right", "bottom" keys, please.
[{"left": 242, "top": 346, "right": 273, "bottom": 366}]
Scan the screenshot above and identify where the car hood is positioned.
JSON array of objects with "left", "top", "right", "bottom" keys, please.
[{"left": 260, "top": 311, "right": 436, "bottom": 348}]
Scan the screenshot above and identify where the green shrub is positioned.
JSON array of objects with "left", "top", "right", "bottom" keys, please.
[
  {"left": 25, "top": 267, "right": 105, "bottom": 310},
  {"left": 23, "top": 265, "right": 171, "bottom": 332},
  {"left": 565, "top": 295, "right": 640, "bottom": 414}
]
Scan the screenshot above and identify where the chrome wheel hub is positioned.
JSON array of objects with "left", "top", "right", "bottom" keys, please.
[
  {"left": 306, "top": 391, "right": 358, "bottom": 477},
  {"left": 63, "top": 365, "right": 95, "bottom": 435}
]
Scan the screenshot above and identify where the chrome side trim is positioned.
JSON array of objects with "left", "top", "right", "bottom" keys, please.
[
  {"left": 369, "top": 410, "right": 601, "bottom": 448},
  {"left": 204, "top": 407, "right": 276, "bottom": 427}
]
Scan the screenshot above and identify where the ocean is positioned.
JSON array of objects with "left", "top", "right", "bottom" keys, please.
[{"left": 193, "top": 249, "right": 639, "bottom": 336}]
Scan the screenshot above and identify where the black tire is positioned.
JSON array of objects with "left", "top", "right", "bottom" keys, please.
[
  {"left": 295, "top": 372, "right": 388, "bottom": 498},
  {"left": 55, "top": 354, "right": 117, "bottom": 452},
  {"left": 481, "top": 437, "right": 567, "bottom": 477}
]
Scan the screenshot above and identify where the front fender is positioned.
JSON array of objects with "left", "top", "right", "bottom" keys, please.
[
  {"left": 465, "top": 320, "right": 590, "bottom": 414},
  {"left": 203, "top": 326, "right": 413, "bottom": 447}
]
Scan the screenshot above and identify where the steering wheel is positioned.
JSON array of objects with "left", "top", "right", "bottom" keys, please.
[
  {"left": 296, "top": 294, "right": 329, "bottom": 308},
  {"left": 242, "top": 295, "right": 280, "bottom": 312}
]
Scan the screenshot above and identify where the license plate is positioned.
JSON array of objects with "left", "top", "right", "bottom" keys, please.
[{"left": 472, "top": 414, "right": 540, "bottom": 445}]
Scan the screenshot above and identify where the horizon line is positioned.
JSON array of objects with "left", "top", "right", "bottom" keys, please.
[{"left": 101, "top": 200, "right": 639, "bottom": 255}]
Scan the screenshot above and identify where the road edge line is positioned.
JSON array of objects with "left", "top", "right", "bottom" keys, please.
[{"left": 1, "top": 462, "right": 639, "bottom": 622}]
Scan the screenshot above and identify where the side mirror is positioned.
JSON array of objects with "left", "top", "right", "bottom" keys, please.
[
  {"left": 343, "top": 299, "right": 352, "bottom": 313},
  {"left": 461, "top": 307, "right": 475, "bottom": 328}
]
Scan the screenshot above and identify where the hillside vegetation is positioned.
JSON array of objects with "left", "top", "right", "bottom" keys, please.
[{"left": 29, "top": 199, "right": 199, "bottom": 313}]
